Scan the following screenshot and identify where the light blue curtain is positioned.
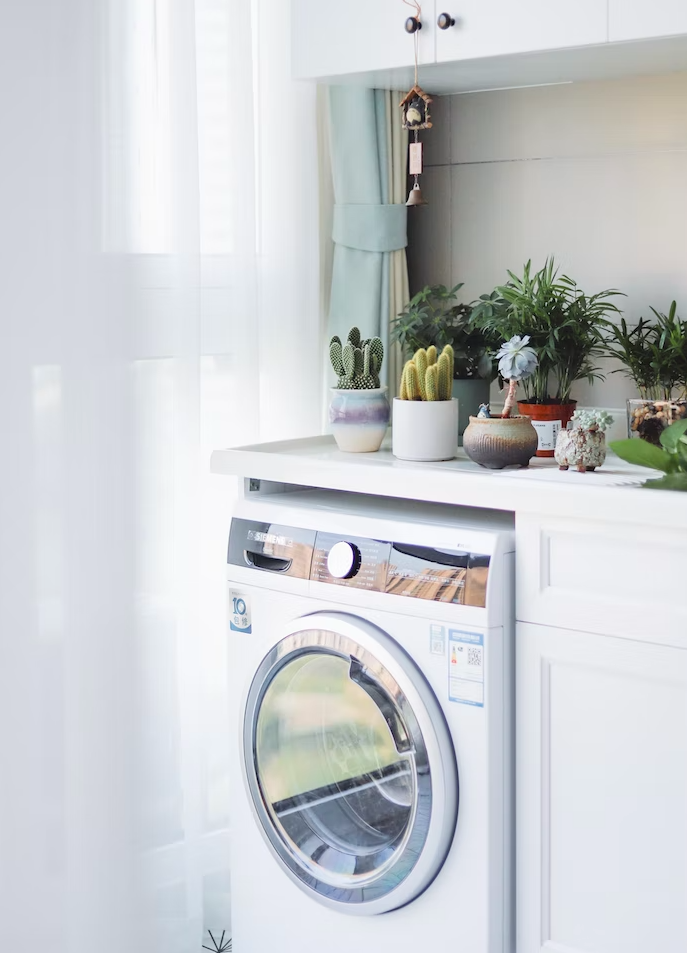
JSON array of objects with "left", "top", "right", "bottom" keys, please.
[{"left": 328, "top": 86, "right": 408, "bottom": 386}]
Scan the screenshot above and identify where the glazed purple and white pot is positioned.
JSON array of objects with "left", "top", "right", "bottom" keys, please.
[{"left": 329, "top": 386, "right": 390, "bottom": 452}]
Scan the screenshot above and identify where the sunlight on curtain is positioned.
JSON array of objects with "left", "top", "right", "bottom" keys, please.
[{"left": 0, "top": 2, "right": 322, "bottom": 951}]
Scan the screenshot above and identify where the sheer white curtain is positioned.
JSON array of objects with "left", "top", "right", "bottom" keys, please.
[{"left": 0, "top": 2, "right": 321, "bottom": 952}]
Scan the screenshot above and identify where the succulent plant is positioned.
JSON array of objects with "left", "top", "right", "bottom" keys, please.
[
  {"left": 398, "top": 345, "right": 454, "bottom": 401},
  {"left": 330, "top": 328, "right": 385, "bottom": 389},
  {"left": 496, "top": 335, "right": 539, "bottom": 418},
  {"left": 571, "top": 409, "right": 614, "bottom": 433}
]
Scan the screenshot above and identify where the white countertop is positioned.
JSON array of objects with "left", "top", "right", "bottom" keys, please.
[{"left": 211, "top": 435, "right": 687, "bottom": 530}]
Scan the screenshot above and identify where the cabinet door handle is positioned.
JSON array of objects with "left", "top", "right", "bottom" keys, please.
[
  {"left": 437, "top": 12, "right": 456, "bottom": 29},
  {"left": 405, "top": 16, "right": 422, "bottom": 33}
]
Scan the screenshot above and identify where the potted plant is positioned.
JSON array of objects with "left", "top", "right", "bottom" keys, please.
[
  {"left": 611, "top": 419, "right": 687, "bottom": 491},
  {"left": 604, "top": 301, "right": 687, "bottom": 446},
  {"left": 462, "top": 335, "right": 539, "bottom": 469},
  {"left": 392, "top": 283, "right": 497, "bottom": 439},
  {"left": 329, "top": 327, "right": 389, "bottom": 452},
  {"left": 554, "top": 409, "right": 614, "bottom": 473},
  {"left": 471, "top": 258, "right": 622, "bottom": 457},
  {"left": 392, "top": 345, "right": 458, "bottom": 461}
]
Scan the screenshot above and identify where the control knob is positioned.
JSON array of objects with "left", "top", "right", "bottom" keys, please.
[{"left": 327, "top": 541, "right": 361, "bottom": 579}]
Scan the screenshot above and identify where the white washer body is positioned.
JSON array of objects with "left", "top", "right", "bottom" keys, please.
[{"left": 227, "top": 490, "right": 514, "bottom": 953}]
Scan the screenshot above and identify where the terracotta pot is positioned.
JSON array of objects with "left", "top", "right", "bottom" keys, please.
[
  {"left": 517, "top": 400, "right": 577, "bottom": 457},
  {"left": 554, "top": 428, "right": 607, "bottom": 472},
  {"left": 462, "top": 415, "right": 538, "bottom": 469}
]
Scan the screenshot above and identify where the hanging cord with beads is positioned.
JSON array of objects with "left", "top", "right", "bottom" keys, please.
[
  {"left": 402, "top": 0, "right": 421, "bottom": 86},
  {"left": 403, "top": 0, "right": 423, "bottom": 197}
]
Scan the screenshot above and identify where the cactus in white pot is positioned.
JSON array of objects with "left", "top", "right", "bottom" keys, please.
[{"left": 392, "top": 345, "right": 458, "bottom": 461}]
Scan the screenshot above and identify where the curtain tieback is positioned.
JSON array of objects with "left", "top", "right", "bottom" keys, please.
[{"left": 332, "top": 203, "right": 407, "bottom": 253}]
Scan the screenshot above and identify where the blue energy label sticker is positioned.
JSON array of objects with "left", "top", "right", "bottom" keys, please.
[
  {"left": 448, "top": 630, "right": 484, "bottom": 707},
  {"left": 230, "top": 591, "right": 252, "bottom": 633}
]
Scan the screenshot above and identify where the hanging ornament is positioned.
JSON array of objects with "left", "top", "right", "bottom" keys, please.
[{"left": 400, "top": 0, "right": 433, "bottom": 206}]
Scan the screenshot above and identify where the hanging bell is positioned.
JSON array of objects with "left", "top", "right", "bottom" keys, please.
[{"left": 406, "top": 181, "right": 427, "bottom": 207}]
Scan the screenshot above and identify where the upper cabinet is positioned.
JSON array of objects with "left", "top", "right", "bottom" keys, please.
[
  {"left": 435, "top": 0, "right": 608, "bottom": 62},
  {"left": 291, "top": 0, "right": 436, "bottom": 80},
  {"left": 609, "top": 1, "right": 687, "bottom": 41},
  {"left": 292, "top": 0, "right": 687, "bottom": 89}
]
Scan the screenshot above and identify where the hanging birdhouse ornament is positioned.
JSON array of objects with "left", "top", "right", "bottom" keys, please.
[
  {"left": 400, "top": 85, "right": 433, "bottom": 131},
  {"left": 400, "top": 2, "right": 433, "bottom": 206}
]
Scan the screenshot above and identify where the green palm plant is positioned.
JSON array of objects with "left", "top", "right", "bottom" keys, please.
[
  {"left": 605, "top": 301, "right": 687, "bottom": 399},
  {"left": 471, "top": 258, "right": 623, "bottom": 403}
]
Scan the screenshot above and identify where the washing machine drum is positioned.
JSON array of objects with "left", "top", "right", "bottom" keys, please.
[{"left": 242, "top": 611, "right": 459, "bottom": 915}]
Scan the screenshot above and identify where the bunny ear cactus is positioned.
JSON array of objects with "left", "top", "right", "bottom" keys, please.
[
  {"left": 496, "top": 335, "right": 539, "bottom": 417},
  {"left": 329, "top": 327, "right": 385, "bottom": 389},
  {"left": 399, "top": 345, "right": 456, "bottom": 401}
]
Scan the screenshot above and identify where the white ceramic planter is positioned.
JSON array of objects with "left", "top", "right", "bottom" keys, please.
[
  {"left": 392, "top": 398, "right": 458, "bottom": 462},
  {"left": 329, "top": 387, "right": 390, "bottom": 453}
]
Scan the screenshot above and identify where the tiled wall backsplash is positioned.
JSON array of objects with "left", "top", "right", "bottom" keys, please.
[{"left": 407, "top": 71, "right": 687, "bottom": 410}]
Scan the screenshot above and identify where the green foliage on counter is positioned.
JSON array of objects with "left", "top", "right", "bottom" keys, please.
[
  {"left": 392, "top": 283, "right": 497, "bottom": 380},
  {"left": 611, "top": 419, "right": 687, "bottom": 491},
  {"left": 471, "top": 258, "right": 623, "bottom": 403},
  {"left": 604, "top": 300, "right": 687, "bottom": 399}
]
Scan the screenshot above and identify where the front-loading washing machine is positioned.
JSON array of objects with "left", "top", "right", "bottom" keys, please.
[{"left": 226, "top": 488, "right": 514, "bottom": 952}]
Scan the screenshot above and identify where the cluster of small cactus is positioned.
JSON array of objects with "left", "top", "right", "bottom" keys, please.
[
  {"left": 399, "top": 345, "right": 454, "bottom": 401},
  {"left": 330, "top": 327, "right": 384, "bottom": 390}
]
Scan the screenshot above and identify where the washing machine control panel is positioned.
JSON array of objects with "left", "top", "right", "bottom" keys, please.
[
  {"left": 311, "top": 533, "right": 390, "bottom": 590},
  {"left": 228, "top": 519, "right": 491, "bottom": 607}
]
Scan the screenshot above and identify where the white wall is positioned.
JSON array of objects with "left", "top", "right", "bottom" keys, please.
[{"left": 407, "top": 71, "right": 687, "bottom": 412}]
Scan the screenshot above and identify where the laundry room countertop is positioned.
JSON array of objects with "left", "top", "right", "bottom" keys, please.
[{"left": 210, "top": 434, "right": 687, "bottom": 530}]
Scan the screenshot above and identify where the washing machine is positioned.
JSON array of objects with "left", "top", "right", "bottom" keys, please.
[{"left": 226, "top": 488, "right": 515, "bottom": 953}]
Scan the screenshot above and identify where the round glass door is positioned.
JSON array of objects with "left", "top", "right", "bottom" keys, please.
[{"left": 242, "top": 614, "right": 459, "bottom": 914}]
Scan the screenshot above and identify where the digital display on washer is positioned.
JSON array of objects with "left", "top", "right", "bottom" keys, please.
[
  {"left": 385, "top": 544, "right": 490, "bottom": 608},
  {"left": 227, "top": 519, "right": 316, "bottom": 579}
]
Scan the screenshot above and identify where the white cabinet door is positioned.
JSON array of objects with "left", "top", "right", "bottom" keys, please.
[
  {"left": 517, "top": 621, "right": 687, "bottom": 953},
  {"left": 609, "top": 1, "right": 687, "bottom": 41},
  {"left": 435, "top": 1, "right": 607, "bottom": 62},
  {"left": 291, "top": 0, "right": 435, "bottom": 80}
]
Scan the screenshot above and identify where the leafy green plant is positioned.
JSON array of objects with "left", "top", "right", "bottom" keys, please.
[
  {"left": 330, "top": 327, "right": 384, "bottom": 389},
  {"left": 611, "top": 419, "right": 687, "bottom": 491},
  {"left": 392, "top": 284, "right": 496, "bottom": 380},
  {"left": 604, "top": 301, "right": 687, "bottom": 399},
  {"left": 471, "top": 258, "right": 623, "bottom": 403},
  {"left": 399, "top": 346, "right": 454, "bottom": 401}
]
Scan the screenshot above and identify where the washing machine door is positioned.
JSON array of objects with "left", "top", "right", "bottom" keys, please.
[{"left": 242, "top": 611, "right": 459, "bottom": 915}]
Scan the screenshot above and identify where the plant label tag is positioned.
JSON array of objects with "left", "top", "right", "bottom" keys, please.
[
  {"left": 409, "top": 141, "right": 423, "bottom": 176},
  {"left": 448, "top": 630, "right": 484, "bottom": 707},
  {"left": 532, "top": 419, "right": 562, "bottom": 452},
  {"left": 230, "top": 591, "right": 251, "bottom": 633}
]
